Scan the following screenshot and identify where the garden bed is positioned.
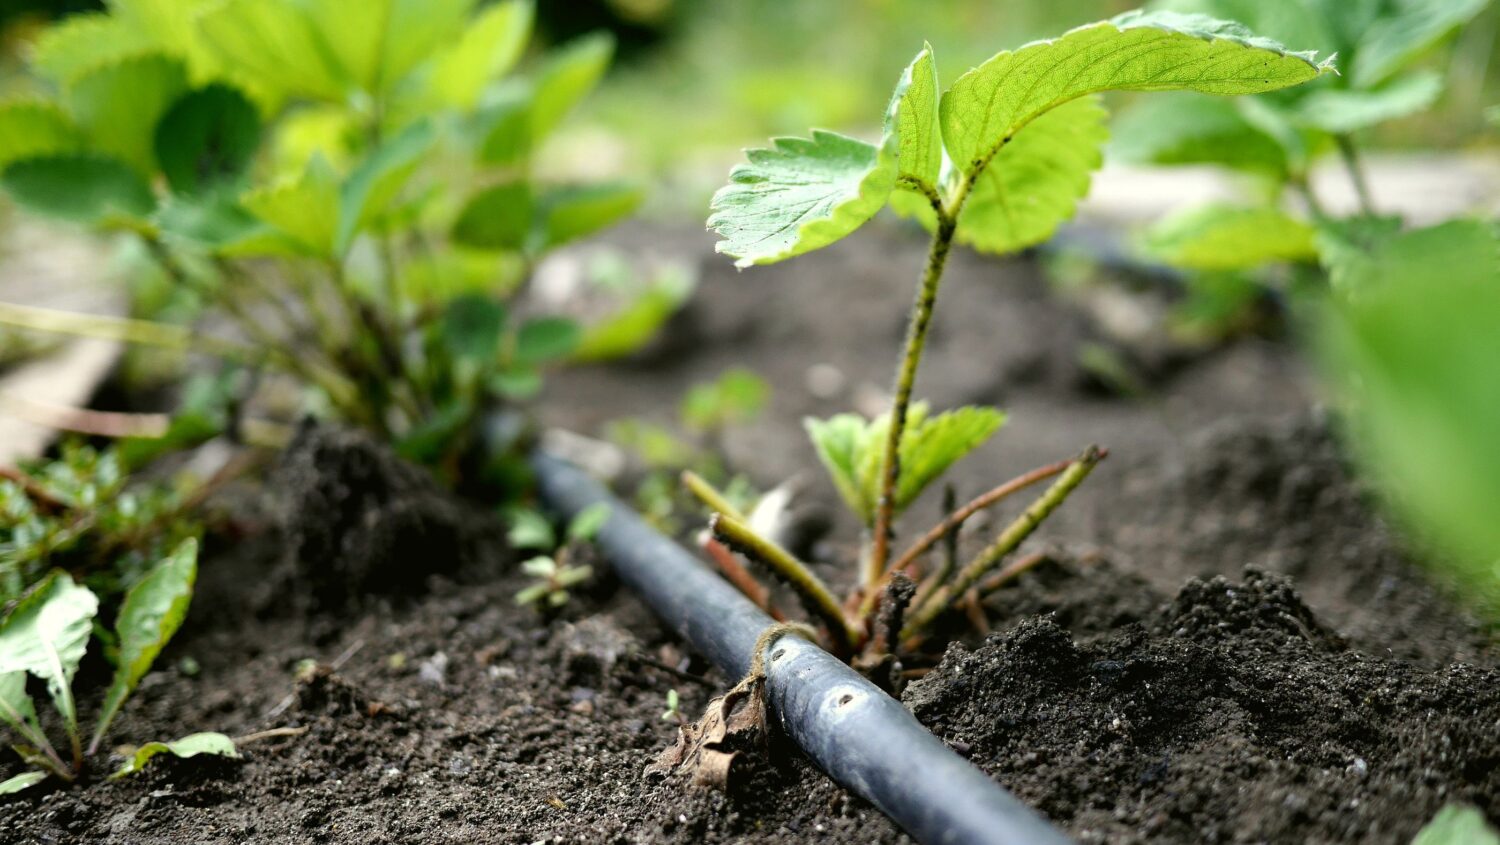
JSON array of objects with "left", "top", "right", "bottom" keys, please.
[{"left": 2, "top": 223, "right": 1495, "bottom": 844}]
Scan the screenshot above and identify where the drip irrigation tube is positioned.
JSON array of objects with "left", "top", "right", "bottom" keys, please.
[{"left": 532, "top": 452, "right": 1073, "bottom": 845}]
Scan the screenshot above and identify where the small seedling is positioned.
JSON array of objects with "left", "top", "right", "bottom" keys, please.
[
  {"left": 510, "top": 503, "right": 607, "bottom": 608},
  {"left": 696, "top": 10, "right": 1331, "bottom": 667},
  {"left": 661, "top": 688, "right": 683, "bottom": 723},
  {"left": 0, "top": 541, "right": 238, "bottom": 794}
]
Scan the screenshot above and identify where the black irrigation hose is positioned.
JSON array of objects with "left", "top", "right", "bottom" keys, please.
[{"left": 532, "top": 452, "right": 1073, "bottom": 845}]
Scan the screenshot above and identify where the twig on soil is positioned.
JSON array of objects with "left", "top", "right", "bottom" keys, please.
[
  {"left": 628, "top": 653, "right": 716, "bottom": 688},
  {"left": 233, "top": 726, "right": 310, "bottom": 745}
]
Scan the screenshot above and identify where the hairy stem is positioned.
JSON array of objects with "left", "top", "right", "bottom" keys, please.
[
  {"left": 681, "top": 470, "right": 747, "bottom": 521},
  {"left": 710, "top": 513, "right": 859, "bottom": 651},
  {"left": 902, "top": 446, "right": 1104, "bottom": 641},
  {"left": 1335, "top": 134, "right": 1376, "bottom": 216},
  {"left": 867, "top": 214, "right": 958, "bottom": 586}
]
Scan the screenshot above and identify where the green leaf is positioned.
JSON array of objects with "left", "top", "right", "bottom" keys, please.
[
  {"left": 891, "top": 405, "right": 1005, "bottom": 512},
  {"left": 476, "top": 33, "right": 614, "bottom": 164},
  {"left": 573, "top": 267, "right": 695, "bottom": 363},
  {"left": 805, "top": 414, "right": 878, "bottom": 524},
  {"left": 887, "top": 44, "right": 942, "bottom": 192},
  {"left": 527, "top": 32, "right": 614, "bottom": 143},
  {"left": 0, "top": 572, "right": 98, "bottom": 738},
  {"left": 154, "top": 85, "right": 262, "bottom": 195},
  {"left": 1, "top": 154, "right": 156, "bottom": 225},
  {"left": 1320, "top": 220, "right": 1500, "bottom": 614},
  {"left": 0, "top": 771, "right": 48, "bottom": 795},
  {"left": 66, "top": 52, "right": 188, "bottom": 175},
  {"left": 1109, "top": 92, "right": 1288, "bottom": 174},
  {"left": 1352, "top": 0, "right": 1489, "bottom": 88},
  {"left": 681, "top": 368, "right": 769, "bottom": 432},
  {"left": 1292, "top": 71, "right": 1443, "bottom": 133},
  {"left": 488, "top": 366, "right": 542, "bottom": 400},
  {"left": 940, "top": 10, "right": 1332, "bottom": 180},
  {"left": 241, "top": 157, "right": 341, "bottom": 257},
  {"left": 336, "top": 119, "right": 436, "bottom": 255},
  {"left": 0, "top": 671, "right": 41, "bottom": 740},
  {"left": 514, "top": 317, "right": 581, "bottom": 364},
  {"left": 1412, "top": 804, "right": 1500, "bottom": 845},
  {"left": 441, "top": 295, "right": 507, "bottom": 363},
  {"left": 109, "top": 731, "right": 238, "bottom": 779},
  {"left": 1145, "top": 204, "right": 1317, "bottom": 271},
  {"left": 91, "top": 540, "right": 197, "bottom": 753},
  {"left": 305, "top": 0, "right": 474, "bottom": 95},
  {"left": 195, "top": 0, "right": 344, "bottom": 102},
  {"left": 566, "top": 502, "right": 610, "bottom": 543},
  {"left": 0, "top": 100, "right": 84, "bottom": 170},
  {"left": 154, "top": 191, "right": 263, "bottom": 249},
  {"left": 540, "top": 184, "right": 643, "bottom": 249},
  {"left": 709, "top": 130, "right": 897, "bottom": 268},
  {"left": 425, "top": 0, "right": 534, "bottom": 110},
  {"left": 952, "top": 96, "right": 1108, "bottom": 255},
  {"left": 28, "top": 12, "right": 153, "bottom": 86},
  {"left": 451, "top": 182, "right": 535, "bottom": 251},
  {"left": 396, "top": 401, "right": 474, "bottom": 464},
  {"left": 506, "top": 508, "right": 556, "bottom": 550}
]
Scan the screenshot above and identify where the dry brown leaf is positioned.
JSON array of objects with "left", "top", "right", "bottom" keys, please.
[{"left": 645, "top": 678, "right": 766, "bottom": 790}]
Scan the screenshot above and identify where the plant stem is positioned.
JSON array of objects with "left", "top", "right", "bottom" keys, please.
[
  {"left": 681, "top": 470, "right": 747, "bottom": 521},
  {"left": 902, "top": 446, "right": 1104, "bottom": 641},
  {"left": 867, "top": 214, "right": 958, "bottom": 586},
  {"left": 1335, "top": 134, "right": 1376, "bottom": 216},
  {"left": 710, "top": 512, "right": 860, "bottom": 652}
]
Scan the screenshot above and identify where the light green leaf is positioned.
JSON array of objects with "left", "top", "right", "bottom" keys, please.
[
  {"left": 92, "top": 540, "right": 197, "bottom": 753},
  {"left": 426, "top": 0, "right": 534, "bottom": 110},
  {"left": 303, "top": 0, "right": 474, "bottom": 94},
  {"left": 336, "top": 119, "right": 436, "bottom": 255},
  {"left": 241, "top": 157, "right": 341, "bottom": 257},
  {"left": 514, "top": 317, "right": 581, "bottom": 364},
  {"left": 66, "top": 53, "right": 189, "bottom": 175},
  {"left": 1145, "top": 204, "right": 1317, "bottom": 271},
  {"left": 527, "top": 32, "right": 614, "bottom": 143},
  {"left": 1, "top": 154, "right": 156, "bottom": 225},
  {"left": 891, "top": 405, "right": 1006, "bottom": 512},
  {"left": 0, "top": 572, "right": 98, "bottom": 738},
  {"left": 154, "top": 191, "right": 263, "bottom": 249},
  {"left": 451, "top": 182, "right": 535, "bottom": 251},
  {"left": 109, "top": 731, "right": 238, "bottom": 779},
  {"left": 0, "top": 671, "right": 40, "bottom": 740},
  {"left": 573, "top": 267, "right": 695, "bottom": 363},
  {"left": 1292, "top": 71, "right": 1442, "bottom": 134},
  {"left": 441, "top": 294, "right": 507, "bottom": 363},
  {"left": 1352, "top": 0, "right": 1489, "bottom": 88},
  {"left": 540, "top": 184, "right": 643, "bottom": 250},
  {"left": 195, "top": 0, "right": 344, "bottom": 102},
  {"left": 952, "top": 96, "right": 1108, "bottom": 255},
  {"left": 566, "top": 502, "right": 611, "bottom": 543},
  {"left": 1320, "top": 220, "right": 1500, "bottom": 614},
  {"left": 1109, "top": 92, "right": 1288, "bottom": 174},
  {"left": 887, "top": 44, "right": 942, "bottom": 192},
  {"left": 154, "top": 85, "right": 262, "bottom": 195},
  {"left": 940, "top": 10, "right": 1331, "bottom": 180},
  {"left": 0, "top": 771, "right": 48, "bottom": 795},
  {"left": 681, "top": 368, "right": 769, "bottom": 432},
  {"left": 28, "top": 12, "right": 153, "bottom": 86},
  {"left": 709, "top": 130, "right": 896, "bottom": 268},
  {"left": 805, "top": 414, "right": 873, "bottom": 523},
  {"left": 1412, "top": 803, "right": 1500, "bottom": 845},
  {"left": 506, "top": 508, "right": 556, "bottom": 550},
  {"left": 0, "top": 100, "right": 84, "bottom": 169}
]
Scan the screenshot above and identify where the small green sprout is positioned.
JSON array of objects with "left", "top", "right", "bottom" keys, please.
[
  {"left": 661, "top": 688, "right": 682, "bottom": 723},
  {"left": 510, "top": 503, "right": 607, "bottom": 608},
  {"left": 0, "top": 541, "right": 237, "bottom": 795},
  {"left": 1412, "top": 804, "right": 1500, "bottom": 845},
  {"left": 700, "top": 9, "right": 1331, "bottom": 667}
]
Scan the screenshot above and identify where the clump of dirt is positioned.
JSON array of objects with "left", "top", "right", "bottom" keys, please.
[
  {"left": 273, "top": 423, "right": 504, "bottom": 609},
  {"left": 906, "top": 569, "right": 1500, "bottom": 844}
]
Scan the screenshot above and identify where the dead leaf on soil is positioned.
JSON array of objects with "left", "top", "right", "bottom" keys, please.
[{"left": 645, "top": 677, "right": 766, "bottom": 790}]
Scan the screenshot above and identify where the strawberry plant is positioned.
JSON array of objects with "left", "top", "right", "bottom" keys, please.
[
  {"left": 0, "top": 543, "right": 237, "bottom": 794},
  {"left": 696, "top": 10, "right": 1332, "bottom": 666},
  {"left": 0, "top": 0, "right": 662, "bottom": 482},
  {"left": 509, "top": 502, "right": 608, "bottom": 609},
  {"left": 1113, "top": 0, "right": 1491, "bottom": 330}
]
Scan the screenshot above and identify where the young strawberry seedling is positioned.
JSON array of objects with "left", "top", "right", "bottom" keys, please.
[
  {"left": 510, "top": 502, "right": 608, "bottom": 609},
  {"left": 695, "top": 10, "right": 1332, "bottom": 667},
  {"left": 0, "top": 542, "right": 237, "bottom": 794}
]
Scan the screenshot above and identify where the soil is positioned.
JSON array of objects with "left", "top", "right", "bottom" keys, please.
[{"left": 2, "top": 221, "right": 1496, "bottom": 844}]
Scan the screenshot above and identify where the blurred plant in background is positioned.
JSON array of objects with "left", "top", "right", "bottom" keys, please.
[{"left": 0, "top": 0, "right": 675, "bottom": 487}]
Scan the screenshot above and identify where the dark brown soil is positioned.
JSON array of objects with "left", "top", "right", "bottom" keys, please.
[{"left": 2, "top": 222, "right": 1496, "bottom": 843}]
